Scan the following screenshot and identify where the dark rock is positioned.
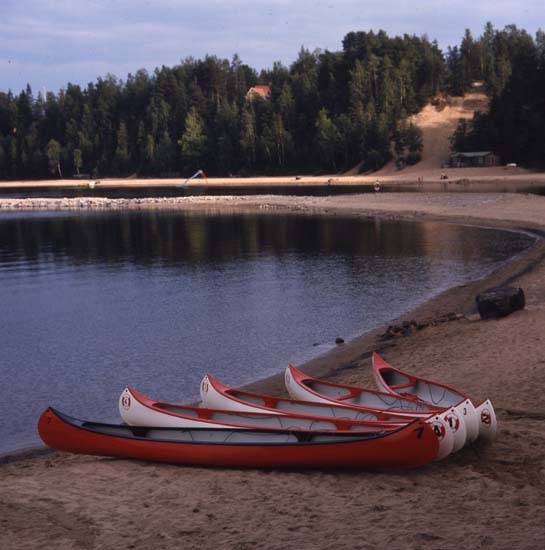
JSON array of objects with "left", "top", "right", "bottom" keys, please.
[
  {"left": 476, "top": 286, "right": 525, "bottom": 319},
  {"left": 335, "top": 337, "right": 345, "bottom": 345}
]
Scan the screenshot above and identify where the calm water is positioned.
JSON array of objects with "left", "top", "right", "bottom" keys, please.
[{"left": 0, "top": 210, "right": 535, "bottom": 455}]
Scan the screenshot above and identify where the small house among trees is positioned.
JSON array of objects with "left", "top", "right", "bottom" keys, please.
[
  {"left": 450, "top": 151, "right": 500, "bottom": 168},
  {"left": 245, "top": 85, "right": 271, "bottom": 101}
]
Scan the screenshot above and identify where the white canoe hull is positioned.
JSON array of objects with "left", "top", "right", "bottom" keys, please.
[
  {"left": 200, "top": 375, "right": 454, "bottom": 460},
  {"left": 284, "top": 366, "right": 465, "bottom": 453},
  {"left": 120, "top": 387, "right": 409, "bottom": 433},
  {"left": 372, "top": 352, "right": 496, "bottom": 442}
]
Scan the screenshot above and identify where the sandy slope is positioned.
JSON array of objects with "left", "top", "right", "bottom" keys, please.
[
  {"left": 409, "top": 91, "right": 490, "bottom": 171},
  {"left": 374, "top": 89, "right": 489, "bottom": 176},
  {"left": 369, "top": 88, "right": 538, "bottom": 183}
]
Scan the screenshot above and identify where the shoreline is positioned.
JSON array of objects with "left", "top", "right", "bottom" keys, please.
[
  {"left": 2, "top": 190, "right": 545, "bottom": 549},
  {"left": 1, "top": 191, "right": 545, "bottom": 458},
  {"left": 2, "top": 225, "right": 542, "bottom": 462},
  {"left": 0, "top": 165, "right": 544, "bottom": 188},
  {"left": 1, "top": 209, "right": 542, "bottom": 462}
]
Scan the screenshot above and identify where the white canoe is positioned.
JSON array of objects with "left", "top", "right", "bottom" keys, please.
[
  {"left": 119, "top": 386, "right": 408, "bottom": 433},
  {"left": 285, "top": 363, "right": 441, "bottom": 412},
  {"left": 200, "top": 374, "right": 455, "bottom": 460},
  {"left": 284, "top": 364, "right": 467, "bottom": 452},
  {"left": 372, "top": 352, "right": 497, "bottom": 442}
]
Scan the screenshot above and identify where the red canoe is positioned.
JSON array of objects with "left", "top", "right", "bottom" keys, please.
[{"left": 38, "top": 407, "right": 439, "bottom": 470}]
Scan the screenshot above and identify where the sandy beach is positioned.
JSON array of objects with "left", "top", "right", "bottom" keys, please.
[{"left": 2, "top": 181, "right": 545, "bottom": 549}]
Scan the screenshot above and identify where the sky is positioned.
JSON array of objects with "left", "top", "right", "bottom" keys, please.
[{"left": 1, "top": 0, "right": 542, "bottom": 95}]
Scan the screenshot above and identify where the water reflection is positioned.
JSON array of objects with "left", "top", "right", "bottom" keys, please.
[{"left": 0, "top": 210, "right": 532, "bottom": 267}]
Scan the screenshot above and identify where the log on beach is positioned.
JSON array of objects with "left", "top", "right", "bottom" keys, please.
[{"left": 476, "top": 286, "right": 526, "bottom": 319}]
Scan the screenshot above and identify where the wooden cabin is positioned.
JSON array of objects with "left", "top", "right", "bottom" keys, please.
[{"left": 450, "top": 151, "right": 500, "bottom": 168}]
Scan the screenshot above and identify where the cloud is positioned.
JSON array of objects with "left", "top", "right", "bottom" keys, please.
[{"left": 2, "top": 0, "right": 542, "bottom": 94}]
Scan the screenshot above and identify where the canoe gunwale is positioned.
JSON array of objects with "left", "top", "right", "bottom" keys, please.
[{"left": 50, "top": 407, "right": 405, "bottom": 446}]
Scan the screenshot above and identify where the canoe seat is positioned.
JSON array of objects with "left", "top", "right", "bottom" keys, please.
[
  {"left": 262, "top": 396, "right": 280, "bottom": 408},
  {"left": 335, "top": 389, "right": 361, "bottom": 401},
  {"left": 389, "top": 381, "right": 415, "bottom": 390}
]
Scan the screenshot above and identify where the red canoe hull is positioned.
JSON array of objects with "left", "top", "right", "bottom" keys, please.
[{"left": 38, "top": 407, "right": 439, "bottom": 470}]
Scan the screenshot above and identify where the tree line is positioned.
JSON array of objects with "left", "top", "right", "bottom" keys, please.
[{"left": 0, "top": 23, "right": 543, "bottom": 181}]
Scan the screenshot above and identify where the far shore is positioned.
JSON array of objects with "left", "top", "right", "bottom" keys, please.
[
  {"left": 1, "top": 164, "right": 544, "bottom": 190},
  {"left": 2, "top": 179, "right": 545, "bottom": 549}
]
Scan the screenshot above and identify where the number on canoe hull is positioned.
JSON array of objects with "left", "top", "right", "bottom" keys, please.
[
  {"left": 444, "top": 412, "right": 460, "bottom": 432},
  {"left": 121, "top": 393, "right": 131, "bottom": 411},
  {"left": 481, "top": 409, "right": 492, "bottom": 425},
  {"left": 431, "top": 420, "right": 446, "bottom": 440}
]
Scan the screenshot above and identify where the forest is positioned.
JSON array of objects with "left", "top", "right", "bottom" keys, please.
[{"left": 0, "top": 22, "right": 544, "bottom": 181}]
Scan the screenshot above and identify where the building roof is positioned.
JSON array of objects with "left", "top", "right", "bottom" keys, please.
[
  {"left": 451, "top": 151, "right": 494, "bottom": 158},
  {"left": 246, "top": 85, "right": 271, "bottom": 100}
]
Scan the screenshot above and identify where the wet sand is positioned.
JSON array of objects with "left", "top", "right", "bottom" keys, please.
[{"left": 1, "top": 188, "right": 545, "bottom": 549}]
